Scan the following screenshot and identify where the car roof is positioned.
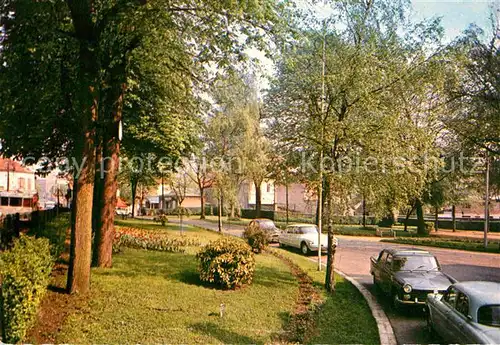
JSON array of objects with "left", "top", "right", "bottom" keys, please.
[
  {"left": 453, "top": 281, "right": 500, "bottom": 306},
  {"left": 384, "top": 247, "right": 433, "bottom": 256},
  {"left": 287, "top": 223, "right": 318, "bottom": 227},
  {"left": 254, "top": 218, "right": 274, "bottom": 222}
]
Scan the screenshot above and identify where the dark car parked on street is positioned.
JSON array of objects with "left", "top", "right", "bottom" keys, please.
[
  {"left": 247, "top": 218, "right": 281, "bottom": 243},
  {"left": 370, "top": 248, "right": 457, "bottom": 310}
]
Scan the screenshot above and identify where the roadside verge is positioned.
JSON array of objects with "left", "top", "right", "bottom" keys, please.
[{"left": 333, "top": 268, "right": 397, "bottom": 345}]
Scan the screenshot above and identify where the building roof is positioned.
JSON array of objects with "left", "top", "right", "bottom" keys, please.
[{"left": 0, "top": 158, "right": 32, "bottom": 174}]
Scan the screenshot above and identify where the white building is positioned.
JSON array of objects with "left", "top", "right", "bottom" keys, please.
[{"left": 0, "top": 158, "right": 37, "bottom": 215}]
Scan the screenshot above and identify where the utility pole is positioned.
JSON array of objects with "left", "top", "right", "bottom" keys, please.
[
  {"left": 5, "top": 160, "right": 10, "bottom": 192},
  {"left": 317, "top": 24, "right": 326, "bottom": 272},
  {"left": 161, "top": 172, "right": 165, "bottom": 212},
  {"left": 218, "top": 188, "right": 222, "bottom": 233},
  {"left": 484, "top": 151, "right": 490, "bottom": 248}
]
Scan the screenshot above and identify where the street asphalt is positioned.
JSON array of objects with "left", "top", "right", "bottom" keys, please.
[{"left": 178, "top": 218, "right": 500, "bottom": 345}]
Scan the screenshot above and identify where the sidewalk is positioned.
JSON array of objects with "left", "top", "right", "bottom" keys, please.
[
  {"left": 431, "top": 228, "right": 500, "bottom": 241},
  {"left": 168, "top": 217, "right": 245, "bottom": 238}
]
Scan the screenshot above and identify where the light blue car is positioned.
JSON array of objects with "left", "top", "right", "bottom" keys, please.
[{"left": 426, "top": 281, "right": 500, "bottom": 344}]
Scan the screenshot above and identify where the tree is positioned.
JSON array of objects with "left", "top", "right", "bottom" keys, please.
[
  {"left": 264, "top": 0, "right": 448, "bottom": 292},
  {"left": 1, "top": 0, "right": 288, "bottom": 292},
  {"left": 185, "top": 155, "right": 213, "bottom": 219},
  {"left": 205, "top": 72, "right": 269, "bottom": 218}
]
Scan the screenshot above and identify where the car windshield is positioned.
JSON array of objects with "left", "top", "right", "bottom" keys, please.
[
  {"left": 259, "top": 221, "right": 276, "bottom": 230},
  {"left": 478, "top": 305, "right": 500, "bottom": 327},
  {"left": 298, "top": 226, "right": 318, "bottom": 234},
  {"left": 392, "top": 255, "right": 438, "bottom": 271}
]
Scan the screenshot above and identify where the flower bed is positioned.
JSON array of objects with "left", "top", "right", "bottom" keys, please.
[{"left": 113, "top": 227, "right": 201, "bottom": 253}]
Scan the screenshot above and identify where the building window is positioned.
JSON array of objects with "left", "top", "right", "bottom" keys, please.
[
  {"left": 266, "top": 183, "right": 271, "bottom": 193},
  {"left": 10, "top": 198, "right": 22, "bottom": 207},
  {"left": 1, "top": 197, "right": 8, "bottom": 206},
  {"left": 18, "top": 177, "right": 25, "bottom": 189},
  {"left": 27, "top": 179, "right": 32, "bottom": 191}
]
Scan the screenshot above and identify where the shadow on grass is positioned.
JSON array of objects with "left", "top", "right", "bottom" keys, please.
[
  {"left": 190, "top": 322, "right": 259, "bottom": 344},
  {"left": 253, "top": 265, "right": 297, "bottom": 288},
  {"left": 97, "top": 249, "right": 192, "bottom": 279},
  {"left": 169, "top": 269, "right": 219, "bottom": 290}
]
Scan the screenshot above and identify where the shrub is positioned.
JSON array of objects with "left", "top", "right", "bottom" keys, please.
[
  {"left": 0, "top": 235, "right": 54, "bottom": 343},
  {"left": 29, "top": 214, "right": 69, "bottom": 258},
  {"left": 424, "top": 222, "right": 435, "bottom": 234},
  {"left": 243, "top": 223, "right": 269, "bottom": 253},
  {"left": 197, "top": 238, "right": 255, "bottom": 289}
]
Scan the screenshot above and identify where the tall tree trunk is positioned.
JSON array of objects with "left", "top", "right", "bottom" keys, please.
[
  {"left": 200, "top": 186, "right": 205, "bottom": 219},
  {"left": 254, "top": 181, "right": 262, "bottom": 218},
  {"left": 325, "top": 176, "right": 335, "bottom": 293},
  {"left": 131, "top": 178, "right": 138, "bottom": 218},
  {"left": 416, "top": 199, "right": 426, "bottom": 235},
  {"left": 434, "top": 206, "right": 439, "bottom": 232},
  {"left": 93, "top": 85, "right": 124, "bottom": 268},
  {"left": 285, "top": 182, "right": 289, "bottom": 226},
  {"left": 67, "top": 93, "right": 97, "bottom": 295},
  {"left": 362, "top": 197, "right": 366, "bottom": 228},
  {"left": 230, "top": 203, "right": 235, "bottom": 218},
  {"left": 452, "top": 204, "right": 456, "bottom": 232},
  {"left": 218, "top": 190, "right": 222, "bottom": 232},
  {"left": 66, "top": 0, "right": 100, "bottom": 295},
  {"left": 404, "top": 201, "right": 417, "bottom": 232},
  {"left": 92, "top": 135, "right": 103, "bottom": 237}
]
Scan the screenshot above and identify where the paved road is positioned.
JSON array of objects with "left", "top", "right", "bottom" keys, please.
[
  {"left": 335, "top": 236, "right": 500, "bottom": 345},
  {"left": 180, "top": 219, "right": 500, "bottom": 344}
]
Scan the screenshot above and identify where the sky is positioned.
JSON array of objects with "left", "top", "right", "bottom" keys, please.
[
  {"left": 251, "top": 0, "right": 497, "bottom": 91},
  {"left": 411, "top": 0, "right": 495, "bottom": 41}
]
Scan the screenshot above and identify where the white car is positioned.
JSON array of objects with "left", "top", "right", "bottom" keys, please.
[{"left": 278, "top": 223, "right": 337, "bottom": 255}]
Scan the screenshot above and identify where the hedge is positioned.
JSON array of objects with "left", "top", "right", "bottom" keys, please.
[
  {"left": 0, "top": 236, "right": 54, "bottom": 343},
  {"left": 240, "top": 209, "right": 275, "bottom": 220},
  {"left": 400, "top": 218, "right": 500, "bottom": 232}
]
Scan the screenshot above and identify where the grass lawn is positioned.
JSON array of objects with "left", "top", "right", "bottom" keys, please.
[
  {"left": 56, "top": 247, "right": 299, "bottom": 343},
  {"left": 201, "top": 216, "right": 252, "bottom": 227},
  {"left": 272, "top": 248, "right": 380, "bottom": 344},
  {"left": 382, "top": 237, "right": 500, "bottom": 253},
  {"left": 115, "top": 218, "right": 221, "bottom": 250}
]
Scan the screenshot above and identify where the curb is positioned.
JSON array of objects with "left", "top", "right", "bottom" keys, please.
[
  {"left": 189, "top": 220, "right": 397, "bottom": 345},
  {"left": 334, "top": 268, "right": 397, "bottom": 345}
]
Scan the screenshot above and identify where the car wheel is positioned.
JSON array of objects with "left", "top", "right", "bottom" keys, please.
[{"left": 301, "top": 242, "right": 310, "bottom": 255}]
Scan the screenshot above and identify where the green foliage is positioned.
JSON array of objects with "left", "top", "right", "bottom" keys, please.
[
  {"left": 243, "top": 223, "right": 269, "bottom": 253},
  {"left": 197, "top": 238, "right": 256, "bottom": 289},
  {"left": 382, "top": 237, "right": 500, "bottom": 254},
  {"left": 113, "top": 227, "right": 200, "bottom": 254},
  {"left": 29, "top": 213, "right": 69, "bottom": 258},
  {"left": 424, "top": 221, "right": 435, "bottom": 234},
  {"left": 0, "top": 236, "right": 54, "bottom": 343}
]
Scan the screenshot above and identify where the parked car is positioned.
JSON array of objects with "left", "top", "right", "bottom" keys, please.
[
  {"left": 247, "top": 218, "right": 282, "bottom": 243},
  {"left": 278, "top": 224, "right": 336, "bottom": 255},
  {"left": 370, "top": 248, "right": 456, "bottom": 309},
  {"left": 426, "top": 281, "right": 500, "bottom": 344}
]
